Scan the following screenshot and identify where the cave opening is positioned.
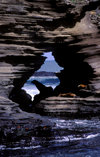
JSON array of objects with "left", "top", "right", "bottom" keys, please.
[
  {"left": 9, "top": 44, "right": 95, "bottom": 113},
  {"left": 22, "top": 51, "right": 63, "bottom": 101}
]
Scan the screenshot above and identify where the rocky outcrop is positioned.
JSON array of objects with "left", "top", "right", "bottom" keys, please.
[
  {"left": 32, "top": 80, "right": 54, "bottom": 104},
  {"left": 36, "top": 96, "right": 100, "bottom": 118},
  {"left": 0, "top": 0, "right": 100, "bottom": 140}
]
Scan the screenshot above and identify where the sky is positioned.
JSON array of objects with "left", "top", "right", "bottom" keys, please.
[
  {"left": 42, "top": 52, "right": 54, "bottom": 61},
  {"left": 38, "top": 51, "right": 63, "bottom": 72}
]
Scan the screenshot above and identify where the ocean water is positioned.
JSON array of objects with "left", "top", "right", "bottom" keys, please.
[
  {"left": 22, "top": 75, "right": 60, "bottom": 100},
  {"left": 1, "top": 118, "right": 100, "bottom": 157},
  {"left": 22, "top": 52, "right": 63, "bottom": 100}
]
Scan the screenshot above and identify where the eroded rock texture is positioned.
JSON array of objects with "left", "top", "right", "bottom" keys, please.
[{"left": 0, "top": 0, "right": 100, "bottom": 134}]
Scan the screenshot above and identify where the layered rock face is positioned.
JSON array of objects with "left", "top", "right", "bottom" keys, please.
[{"left": 0, "top": 0, "right": 100, "bottom": 129}]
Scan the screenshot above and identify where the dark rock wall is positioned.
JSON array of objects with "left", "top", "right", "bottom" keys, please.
[{"left": 0, "top": 0, "right": 100, "bottom": 122}]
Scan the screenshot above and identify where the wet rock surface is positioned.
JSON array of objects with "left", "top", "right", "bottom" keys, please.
[{"left": 0, "top": 0, "right": 100, "bottom": 155}]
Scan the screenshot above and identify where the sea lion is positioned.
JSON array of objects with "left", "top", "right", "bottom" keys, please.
[
  {"left": 58, "top": 92, "right": 76, "bottom": 97},
  {"left": 78, "top": 84, "right": 87, "bottom": 89}
]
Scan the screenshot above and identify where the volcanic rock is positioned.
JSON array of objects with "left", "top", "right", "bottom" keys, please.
[{"left": 0, "top": 0, "right": 100, "bottom": 135}]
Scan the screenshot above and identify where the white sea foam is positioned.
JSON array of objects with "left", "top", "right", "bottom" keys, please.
[
  {"left": 0, "top": 145, "right": 6, "bottom": 150},
  {"left": 86, "top": 134, "right": 99, "bottom": 139},
  {"left": 75, "top": 120, "right": 88, "bottom": 125},
  {"left": 22, "top": 88, "right": 40, "bottom": 100},
  {"left": 55, "top": 119, "right": 67, "bottom": 129},
  {"left": 54, "top": 133, "right": 99, "bottom": 143},
  {"left": 54, "top": 135, "right": 84, "bottom": 143},
  {"left": 0, "top": 145, "right": 41, "bottom": 150}
]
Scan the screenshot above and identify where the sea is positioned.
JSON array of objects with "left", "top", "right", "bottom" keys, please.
[
  {"left": 22, "top": 52, "right": 63, "bottom": 100},
  {"left": 1, "top": 118, "right": 100, "bottom": 157}
]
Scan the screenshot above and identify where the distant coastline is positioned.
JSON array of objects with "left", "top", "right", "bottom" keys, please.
[{"left": 34, "top": 71, "right": 56, "bottom": 77}]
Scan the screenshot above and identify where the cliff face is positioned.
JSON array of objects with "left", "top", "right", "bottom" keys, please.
[{"left": 0, "top": 0, "right": 100, "bottom": 132}]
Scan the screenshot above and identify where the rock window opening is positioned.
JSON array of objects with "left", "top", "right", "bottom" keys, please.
[
  {"left": 9, "top": 47, "right": 95, "bottom": 113},
  {"left": 22, "top": 51, "right": 63, "bottom": 101}
]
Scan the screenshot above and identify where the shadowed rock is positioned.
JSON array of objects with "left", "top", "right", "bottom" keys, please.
[
  {"left": 32, "top": 80, "right": 54, "bottom": 104},
  {"left": 0, "top": 0, "right": 100, "bottom": 139},
  {"left": 77, "top": 84, "right": 95, "bottom": 97},
  {"left": 9, "top": 89, "right": 33, "bottom": 112}
]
